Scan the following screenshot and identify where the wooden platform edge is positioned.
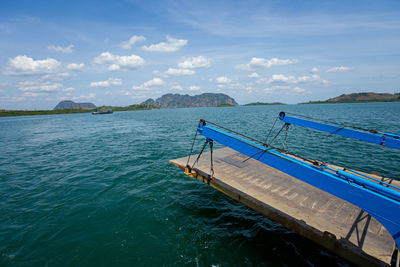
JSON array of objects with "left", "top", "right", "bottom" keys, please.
[{"left": 169, "top": 160, "right": 393, "bottom": 267}]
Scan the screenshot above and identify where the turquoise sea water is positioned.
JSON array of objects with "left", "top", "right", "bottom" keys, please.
[{"left": 1, "top": 102, "right": 400, "bottom": 266}]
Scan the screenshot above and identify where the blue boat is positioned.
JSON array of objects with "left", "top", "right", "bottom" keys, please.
[{"left": 92, "top": 109, "right": 113, "bottom": 115}]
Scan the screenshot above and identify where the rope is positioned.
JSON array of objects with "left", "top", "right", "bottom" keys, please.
[
  {"left": 269, "top": 123, "right": 288, "bottom": 146},
  {"left": 191, "top": 140, "right": 209, "bottom": 170},
  {"left": 202, "top": 119, "right": 322, "bottom": 167},
  {"left": 208, "top": 140, "right": 214, "bottom": 184},
  {"left": 264, "top": 115, "right": 279, "bottom": 144},
  {"left": 282, "top": 123, "right": 290, "bottom": 150},
  {"left": 186, "top": 128, "right": 198, "bottom": 167}
]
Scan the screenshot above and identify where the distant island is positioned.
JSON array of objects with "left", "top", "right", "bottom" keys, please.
[
  {"left": 0, "top": 93, "right": 238, "bottom": 117},
  {"left": 303, "top": 92, "right": 400, "bottom": 104},
  {"left": 141, "top": 93, "right": 238, "bottom": 108},
  {"left": 244, "top": 102, "right": 285, "bottom": 106},
  {"left": 54, "top": 100, "right": 96, "bottom": 110}
]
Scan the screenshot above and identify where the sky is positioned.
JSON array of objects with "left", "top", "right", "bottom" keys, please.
[{"left": 0, "top": 0, "right": 399, "bottom": 109}]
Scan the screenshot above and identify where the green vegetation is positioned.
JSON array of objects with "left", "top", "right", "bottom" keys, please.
[
  {"left": 0, "top": 109, "right": 94, "bottom": 117},
  {"left": 0, "top": 104, "right": 158, "bottom": 117},
  {"left": 217, "top": 103, "right": 236, "bottom": 107},
  {"left": 142, "top": 93, "right": 238, "bottom": 108},
  {"left": 244, "top": 102, "right": 285, "bottom": 106},
  {"left": 302, "top": 92, "right": 400, "bottom": 104},
  {"left": 95, "top": 104, "right": 158, "bottom": 112}
]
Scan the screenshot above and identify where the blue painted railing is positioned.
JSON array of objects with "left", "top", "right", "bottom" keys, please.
[
  {"left": 197, "top": 119, "right": 400, "bottom": 248},
  {"left": 279, "top": 112, "right": 400, "bottom": 150}
]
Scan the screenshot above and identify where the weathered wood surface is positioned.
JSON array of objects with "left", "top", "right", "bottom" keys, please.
[{"left": 170, "top": 147, "right": 397, "bottom": 266}]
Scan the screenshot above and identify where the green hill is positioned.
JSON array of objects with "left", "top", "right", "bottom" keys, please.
[
  {"left": 303, "top": 92, "right": 400, "bottom": 104},
  {"left": 141, "top": 93, "right": 238, "bottom": 108}
]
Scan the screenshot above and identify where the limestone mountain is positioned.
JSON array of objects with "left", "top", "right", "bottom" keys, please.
[
  {"left": 54, "top": 100, "right": 96, "bottom": 110},
  {"left": 142, "top": 93, "right": 238, "bottom": 108}
]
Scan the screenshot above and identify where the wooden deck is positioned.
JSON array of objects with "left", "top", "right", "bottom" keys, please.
[{"left": 170, "top": 147, "right": 397, "bottom": 266}]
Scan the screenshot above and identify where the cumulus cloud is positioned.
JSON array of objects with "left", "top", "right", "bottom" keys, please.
[
  {"left": 22, "top": 92, "right": 49, "bottom": 97},
  {"left": 188, "top": 85, "right": 200, "bottom": 91},
  {"left": 164, "top": 68, "right": 195, "bottom": 77},
  {"left": 260, "top": 74, "right": 328, "bottom": 85},
  {"left": 142, "top": 36, "right": 188, "bottom": 52},
  {"left": 326, "top": 66, "right": 351, "bottom": 72},
  {"left": 178, "top": 56, "right": 211, "bottom": 69},
  {"left": 132, "top": 78, "right": 164, "bottom": 90},
  {"left": 18, "top": 81, "right": 62, "bottom": 91},
  {"left": 215, "top": 76, "right": 231, "bottom": 83},
  {"left": 63, "top": 87, "right": 75, "bottom": 92},
  {"left": 5, "top": 55, "right": 61, "bottom": 75},
  {"left": 90, "top": 78, "right": 122, "bottom": 88},
  {"left": 292, "top": 86, "right": 306, "bottom": 93},
  {"left": 236, "top": 57, "right": 298, "bottom": 71},
  {"left": 120, "top": 35, "right": 146, "bottom": 49},
  {"left": 248, "top": 72, "right": 260, "bottom": 78},
  {"left": 93, "top": 52, "right": 145, "bottom": 71},
  {"left": 170, "top": 84, "right": 183, "bottom": 91},
  {"left": 143, "top": 77, "right": 164, "bottom": 87},
  {"left": 311, "top": 67, "right": 320, "bottom": 73},
  {"left": 48, "top": 44, "right": 73, "bottom": 54},
  {"left": 67, "top": 63, "right": 85, "bottom": 70},
  {"left": 263, "top": 85, "right": 310, "bottom": 94},
  {"left": 72, "top": 93, "right": 95, "bottom": 100}
]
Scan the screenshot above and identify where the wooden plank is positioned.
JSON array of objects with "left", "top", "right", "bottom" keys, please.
[{"left": 170, "top": 147, "right": 396, "bottom": 266}]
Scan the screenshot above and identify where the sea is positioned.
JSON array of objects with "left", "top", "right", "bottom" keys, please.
[{"left": 1, "top": 102, "right": 400, "bottom": 266}]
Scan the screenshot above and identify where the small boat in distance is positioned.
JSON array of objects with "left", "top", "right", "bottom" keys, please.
[{"left": 92, "top": 109, "right": 113, "bottom": 115}]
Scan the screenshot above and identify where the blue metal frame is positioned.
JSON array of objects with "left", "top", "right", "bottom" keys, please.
[
  {"left": 279, "top": 112, "right": 400, "bottom": 150},
  {"left": 197, "top": 121, "right": 400, "bottom": 248}
]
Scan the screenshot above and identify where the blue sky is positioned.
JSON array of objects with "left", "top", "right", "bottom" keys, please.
[{"left": 0, "top": 0, "right": 399, "bottom": 109}]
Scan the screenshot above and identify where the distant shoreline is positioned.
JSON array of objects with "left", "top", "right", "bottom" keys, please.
[
  {"left": 2, "top": 101, "right": 400, "bottom": 117},
  {"left": 302, "top": 92, "right": 400, "bottom": 104},
  {"left": 301, "top": 100, "right": 400, "bottom": 104},
  {"left": 0, "top": 105, "right": 156, "bottom": 117},
  {"left": 243, "top": 102, "right": 285, "bottom": 106}
]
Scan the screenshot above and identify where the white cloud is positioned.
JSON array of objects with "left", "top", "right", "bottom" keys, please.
[
  {"left": 142, "top": 36, "right": 188, "bottom": 52},
  {"left": 311, "top": 67, "right": 320, "bottom": 73},
  {"left": 261, "top": 74, "right": 328, "bottom": 85},
  {"left": 236, "top": 57, "right": 298, "bottom": 71},
  {"left": 93, "top": 52, "right": 145, "bottom": 71},
  {"left": 264, "top": 85, "right": 310, "bottom": 95},
  {"left": 132, "top": 78, "right": 164, "bottom": 90},
  {"left": 178, "top": 56, "right": 211, "bottom": 69},
  {"left": 5, "top": 55, "right": 61, "bottom": 75},
  {"left": 18, "top": 81, "right": 62, "bottom": 91},
  {"left": 57, "top": 93, "right": 96, "bottom": 101},
  {"left": 326, "top": 66, "right": 351, "bottom": 72},
  {"left": 120, "top": 35, "right": 146, "bottom": 49},
  {"left": 215, "top": 76, "right": 231, "bottom": 84},
  {"left": 170, "top": 84, "right": 183, "bottom": 91},
  {"left": 48, "top": 44, "right": 73, "bottom": 54},
  {"left": 188, "top": 85, "right": 200, "bottom": 91},
  {"left": 292, "top": 86, "right": 306, "bottom": 93},
  {"left": 71, "top": 93, "right": 95, "bottom": 101},
  {"left": 90, "top": 78, "right": 122, "bottom": 88},
  {"left": 67, "top": 63, "right": 85, "bottom": 70},
  {"left": 63, "top": 87, "right": 75, "bottom": 92},
  {"left": 264, "top": 85, "right": 291, "bottom": 93},
  {"left": 143, "top": 77, "right": 164, "bottom": 87},
  {"left": 165, "top": 68, "right": 195, "bottom": 77},
  {"left": 248, "top": 72, "right": 260, "bottom": 78},
  {"left": 22, "top": 92, "right": 49, "bottom": 97},
  {"left": 11, "top": 96, "right": 25, "bottom": 102}
]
